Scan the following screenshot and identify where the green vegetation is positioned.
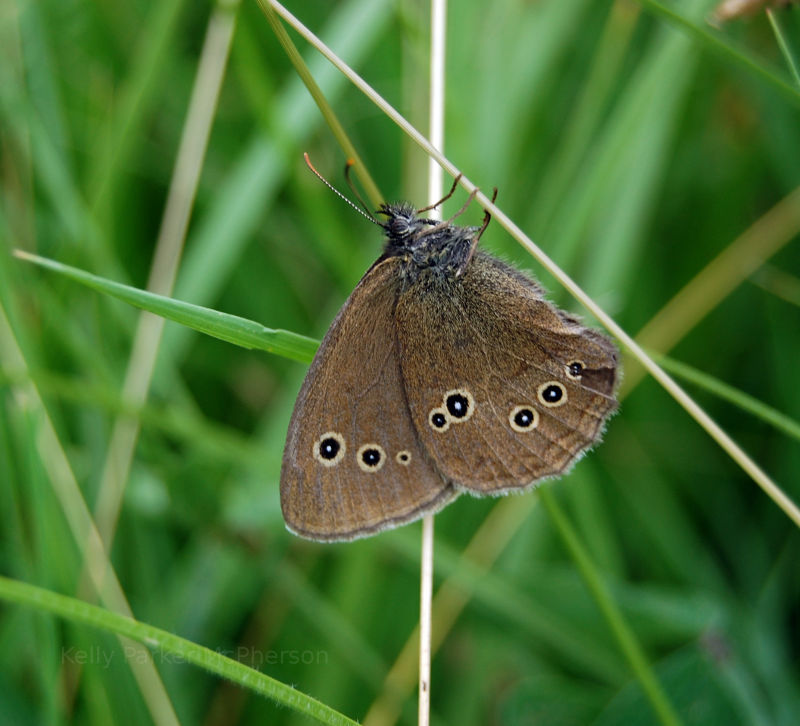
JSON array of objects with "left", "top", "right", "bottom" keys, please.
[{"left": 1, "top": 0, "right": 799, "bottom": 724}]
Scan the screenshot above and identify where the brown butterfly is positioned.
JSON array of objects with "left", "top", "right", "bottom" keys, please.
[{"left": 281, "top": 178, "right": 619, "bottom": 541}]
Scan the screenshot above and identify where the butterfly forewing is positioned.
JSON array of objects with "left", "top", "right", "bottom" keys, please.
[{"left": 280, "top": 257, "right": 457, "bottom": 541}]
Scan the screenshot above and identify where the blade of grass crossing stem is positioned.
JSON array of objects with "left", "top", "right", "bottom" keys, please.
[
  {"left": 260, "top": 1, "right": 383, "bottom": 207},
  {"left": 654, "top": 354, "right": 800, "bottom": 442},
  {"left": 12, "top": 251, "right": 318, "bottom": 364}
]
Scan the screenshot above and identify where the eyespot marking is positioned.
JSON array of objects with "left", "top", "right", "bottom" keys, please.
[
  {"left": 429, "top": 408, "right": 450, "bottom": 432},
  {"left": 509, "top": 405, "right": 539, "bottom": 432},
  {"left": 566, "top": 360, "right": 585, "bottom": 381},
  {"left": 538, "top": 382, "right": 567, "bottom": 407},
  {"left": 443, "top": 388, "right": 474, "bottom": 422},
  {"left": 313, "top": 432, "right": 346, "bottom": 466},
  {"left": 357, "top": 443, "right": 386, "bottom": 473},
  {"left": 396, "top": 450, "right": 411, "bottom": 465}
]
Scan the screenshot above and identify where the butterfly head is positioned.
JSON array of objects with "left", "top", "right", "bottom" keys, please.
[
  {"left": 378, "top": 203, "right": 432, "bottom": 244},
  {"left": 378, "top": 202, "right": 478, "bottom": 278}
]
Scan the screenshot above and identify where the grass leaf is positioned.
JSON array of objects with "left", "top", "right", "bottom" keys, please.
[{"left": 13, "top": 251, "right": 318, "bottom": 363}]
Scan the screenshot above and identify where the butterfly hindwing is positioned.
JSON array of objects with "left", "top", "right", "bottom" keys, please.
[{"left": 395, "top": 252, "right": 619, "bottom": 494}]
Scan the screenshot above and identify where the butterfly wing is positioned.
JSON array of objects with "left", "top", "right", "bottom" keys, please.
[
  {"left": 396, "top": 252, "right": 618, "bottom": 494},
  {"left": 281, "top": 257, "right": 457, "bottom": 541}
]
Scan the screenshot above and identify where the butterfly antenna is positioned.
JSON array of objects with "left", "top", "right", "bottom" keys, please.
[
  {"left": 303, "top": 153, "right": 380, "bottom": 226},
  {"left": 343, "top": 159, "right": 378, "bottom": 219}
]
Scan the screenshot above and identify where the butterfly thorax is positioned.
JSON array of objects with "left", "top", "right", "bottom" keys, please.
[{"left": 378, "top": 202, "right": 478, "bottom": 281}]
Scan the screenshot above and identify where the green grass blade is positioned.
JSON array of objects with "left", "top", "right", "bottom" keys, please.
[
  {"left": 636, "top": 0, "right": 800, "bottom": 107},
  {"left": 767, "top": 7, "right": 800, "bottom": 86},
  {"left": 14, "top": 251, "right": 318, "bottom": 364},
  {"left": 0, "top": 575, "right": 358, "bottom": 726},
  {"left": 655, "top": 354, "right": 800, "bottom": 441},
  {"left": 260, "top": 1, "right": 383, "bottom": 207},
  {"left": 88, "top": 0, "right": 188, "bottom": 216},
  {"left": 539, "top": 487, "right": 684, "bottom": 726}
]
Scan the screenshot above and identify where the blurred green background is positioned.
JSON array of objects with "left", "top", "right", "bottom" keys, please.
[{"left": 1, "top": 0, "right": 799, "bottom": 724}]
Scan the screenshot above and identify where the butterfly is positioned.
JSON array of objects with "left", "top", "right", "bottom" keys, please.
[{"left": 281, "top": 174, "right": 619, "bottom": 541}]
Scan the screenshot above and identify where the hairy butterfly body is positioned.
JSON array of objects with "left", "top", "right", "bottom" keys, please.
[{"left": 281, "top": 196, "right": 619, "bottom": 541}]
